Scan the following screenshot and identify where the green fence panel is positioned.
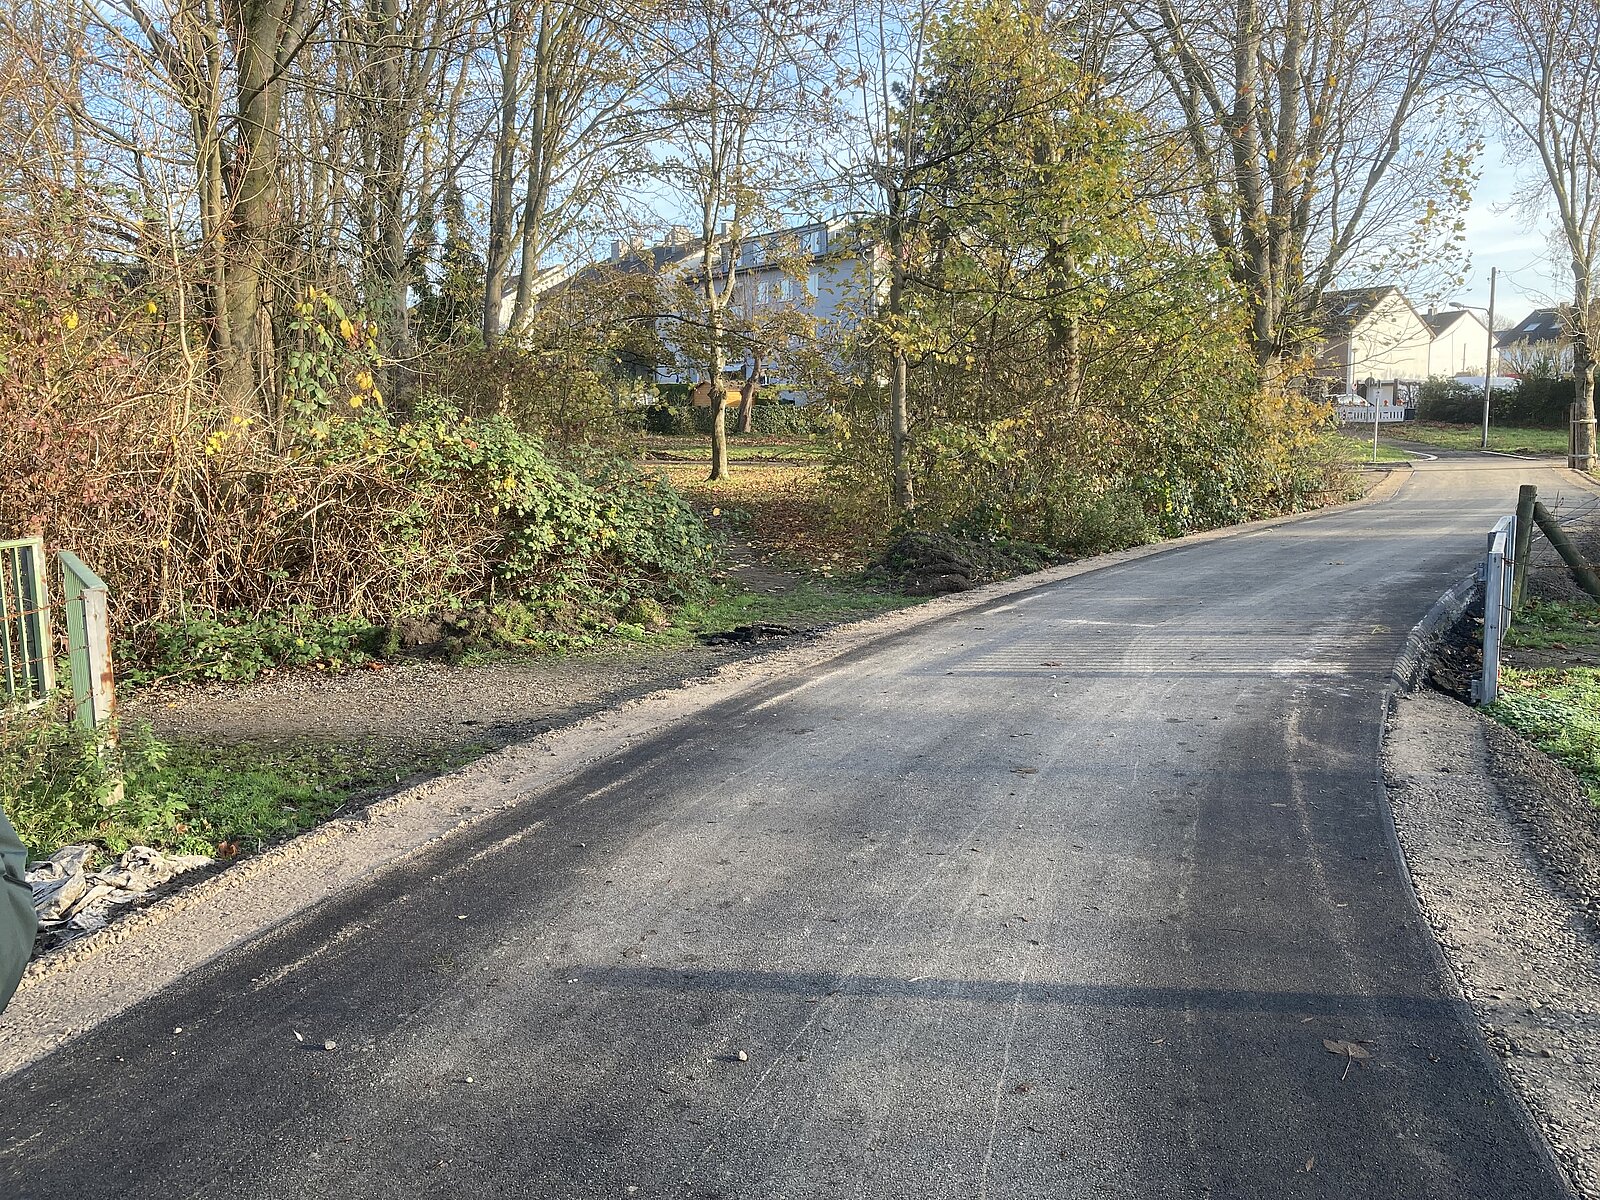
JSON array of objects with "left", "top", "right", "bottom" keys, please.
[{"left": 0, "top": 538, "right": 53, "bottom": 711}]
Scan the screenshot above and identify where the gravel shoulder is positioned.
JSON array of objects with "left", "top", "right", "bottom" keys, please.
[
  {"left": 127, "top": 642, "right": 767, "bottom": 752},
  {"left": 1385, "top": 480, "right": 1600, "bottom": 1200},
  {"left": 1386, "top": 693, "right": 1600, "bottom": 1200}
]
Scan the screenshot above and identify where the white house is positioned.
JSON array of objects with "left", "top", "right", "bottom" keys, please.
[
  {"left": 1423, "top": 308, "right": 1491, "bottom": 379},
  {"left": 1312, "top": 286, "right": 1434, "bottom": 404},
  {"left": 1497, "top": 307, "right": 1575, "bottom": 374},
  {"left": 650, "top": 218, "right": 874, "bottom": 394}
]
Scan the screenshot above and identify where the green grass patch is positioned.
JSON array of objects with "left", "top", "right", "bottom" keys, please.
[
  {"left": 3, "top": 706, "right": 487, "bottom": 861},
  {"left": 1394, "top": 421, "right": 1569, "bottom": 455},
  {"left": 645, "top": 433, "right": 829, "bottom": 464},
  {"left": 1490, "top": 666, "right": 1600, "bottom": 805},
  {"left": 1330, "top": 432, "right": 1410, "bottom": 463},
  {"left": 1505, "top": 599, "right": 1600, "bottom": 654}
]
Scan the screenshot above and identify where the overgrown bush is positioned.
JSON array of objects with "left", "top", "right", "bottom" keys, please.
[
  {"left": 1416, "top": 378, "right": 1492, "bottom": 423},
  {"left": 0, "top": 237, "right": 716, "bottom": 676},
  {"left": 418, "top": 344, "right": 647, "bottom": 450},
  {"left": 1, "top": 706, "right": 184, "bottom": 858},
  {"left": 1501, "top": 374, "right": 1573, "bottom": 427},
  {"left": 644, "top": 403, "right": 704, "bottom": 436},
  {"left": 747, "top": 401, "right": 821, "bottom": 436},
  {"left": 121, "top": 610, "right": 385, "bottom": 687},
  {"left": 644, "top": 399, "right": 828, "bottom": 438}
]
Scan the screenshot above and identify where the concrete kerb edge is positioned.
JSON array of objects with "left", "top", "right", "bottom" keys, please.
[
  {"left": 1375, "top": 587, "right": 1579, "bottom": 1198},
  {"left": 0, "top": 465, "right": 1416, "bottom": 1074},
  {"left": 1389, "top": 574, "right": 1479, "bottom": 696}
]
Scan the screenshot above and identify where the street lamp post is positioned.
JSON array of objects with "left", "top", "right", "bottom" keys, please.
[
  {"left": 1450, "top": 267, "right": 1499, "bottom": 450},
  {"left": 1482, "top": 268, "right": 1497, "bottom": 449}
]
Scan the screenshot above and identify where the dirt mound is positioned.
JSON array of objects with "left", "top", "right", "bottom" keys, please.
[{"left": 880, "top": 532, "right": 1053, "bottom": 597}]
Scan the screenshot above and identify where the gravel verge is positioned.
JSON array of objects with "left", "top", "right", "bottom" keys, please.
[
  {"left": 127, "top": 643, "right": 767, "bottom": 752},
  {"left": 1385, "top": 485, "right": 1600, "bottom": 1200},
  {"left": 1386, "top": 693, "right": 1600, "bottom": 1200}
]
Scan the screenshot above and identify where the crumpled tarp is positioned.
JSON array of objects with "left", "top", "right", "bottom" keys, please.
[{"left": 27, "top": 844, "right": 213, "bottom": 936}]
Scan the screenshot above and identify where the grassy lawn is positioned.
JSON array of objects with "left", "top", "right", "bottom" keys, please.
[
  {"left": 1492, "top": 601, "right": 1600, "bottom": 805},
  {"left": 1394, "top": 421, "right": 1568, "bottom": 455},
  {"left": 645, "top": 433, "right": 829, "bottom": 464},
  {"left": 1331, "top": 431, "right": 1410, "bottom": 463}
]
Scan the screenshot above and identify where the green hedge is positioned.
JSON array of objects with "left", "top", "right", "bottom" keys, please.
[
  {"left": 1505, "top": 376, "right": 1574, "bottom": 427},
  {"left": 1416, "top": 376, "right": 1572, "bottom": 428}
]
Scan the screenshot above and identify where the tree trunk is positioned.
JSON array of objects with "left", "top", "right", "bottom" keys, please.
[
  {"left": 218, "top": 0, "right": 292, "bottom": 418},
  {"left": 507, "top": 6, "right": 554, "bottom": 340},
  {"left": 708, "top": 322, "right": 730, "bottom": 479},
  {"left": 481, "top": 12, "right": 526, "bottom": 346},
  {"left": 889, "top": 343, "right": 912, "bottom": 511},
  {"left": 885, "top": 208, "right": 914, "bottom": 512},
  {"left": 1574, "top": 336, "right": 1596, "bottom": 472},
  {"left": 736, "top": 352, "right": 760, "bottom": 433},
  {"left": 368, "top": 0, "right": 412, "bottom": 389}
]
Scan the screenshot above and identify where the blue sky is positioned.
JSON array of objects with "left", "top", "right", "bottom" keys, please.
[{"left": 1449, "top": 134, "right": 1567, "bottom": 324}]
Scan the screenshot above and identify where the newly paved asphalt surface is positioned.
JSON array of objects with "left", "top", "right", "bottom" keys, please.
[{"left": 0, "top": 458, "right": 1587, "bottom": 1198}]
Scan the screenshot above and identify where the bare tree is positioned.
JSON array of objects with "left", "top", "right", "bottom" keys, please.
[
  {"left": 833, "top": 0, "right": 942, "bottom": 511},
  {"left": 479, "top": 0, "right": 650, "bottom": 346},
  {"left": 649, "top": 0, "right": 838, "bottom": 480},
  {"left": 1467, "top": 0, "right": 1600, "bottom": 468},
  {"left": 1120, "top": 0, "right": 1470, "bottom": 368}
]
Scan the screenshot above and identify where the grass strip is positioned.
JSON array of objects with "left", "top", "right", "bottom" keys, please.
[{"left": 1396, "top": 422, "right": 1568, "bottom": 455}]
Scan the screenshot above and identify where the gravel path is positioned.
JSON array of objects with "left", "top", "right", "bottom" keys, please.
[
  {"left": 128, "top": 643, "right": 763, "bottom": 751},
  {"left": 1386, "top": 691, "right": 1600, "bottom": 1199},
  {"left": 127, "top": 531, "right": 816, "bottom": 759}
]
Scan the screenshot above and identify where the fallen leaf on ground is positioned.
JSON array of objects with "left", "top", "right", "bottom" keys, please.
[
  {"left": 1323, "top": 1039, "right": 1371, "bottom": 1060},
  {"left": 1323, "top": 1038, "right": 1371, "bottom": 1079}
]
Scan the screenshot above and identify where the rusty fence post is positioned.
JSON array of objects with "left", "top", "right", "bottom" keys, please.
[{"left": 58, "top": 551, "right": 116, "bottom": 732}]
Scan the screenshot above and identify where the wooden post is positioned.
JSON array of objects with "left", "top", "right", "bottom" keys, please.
[
  {"left": 1532, "top": 501, "right": 1600, "bottom": 603},
  {"left": 1512, "top": 485, "right": 1537, "bottom": 609}
]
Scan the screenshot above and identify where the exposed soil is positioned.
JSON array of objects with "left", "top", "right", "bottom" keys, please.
[
  {"left": 128, "top": 529, "right": 826, "bottom": 760},
  {"left": 131, "top": 643, "right": 759, "bottom": 751}
]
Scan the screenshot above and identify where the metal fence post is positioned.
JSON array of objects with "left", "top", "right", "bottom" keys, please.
[
  {"left": 58, "top": 551, "right": 116, "bottom": 731},
  {"left": 1473, "top": 515, "right": 1515, "bottom": 706}
]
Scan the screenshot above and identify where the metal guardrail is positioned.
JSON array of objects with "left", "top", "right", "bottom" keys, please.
[
  {"left": 1473, "top": 514, "right": 1516, "bottom": 706},
  {"left": 1, "top": 537, "right": 54, "bottom": 711},
  {"left": 2, "top": 540, "right": 117, "bottom": 729}
]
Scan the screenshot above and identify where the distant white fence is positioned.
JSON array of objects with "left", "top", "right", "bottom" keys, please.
[{"left": 1335, "top": 404, "right": 1407, "bottom": 425}]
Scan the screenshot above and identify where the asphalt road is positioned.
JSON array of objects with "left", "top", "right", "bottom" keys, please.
[{"left": 0, "top": 459, "right": 1588, "bottom": 1199}]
